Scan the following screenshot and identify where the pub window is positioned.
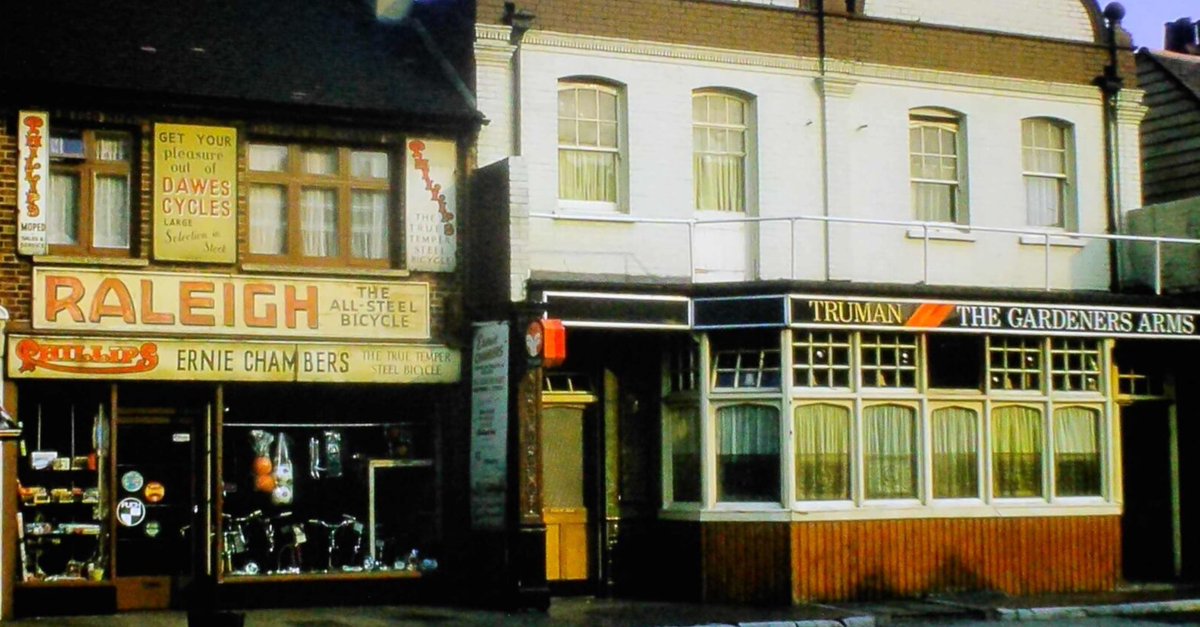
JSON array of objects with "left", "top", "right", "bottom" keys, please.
[
  {"left": 711, "top": 332, "right": 781, "bottom": 390},
  {"left": 792, "top": 331, "right": 852, "bottom": 388},
  {"left": 1050, "top": 339, "right": 1102, "bottom": 392},
  {"left": 863, "top": 404, "right": 919, "bottom": 500},
  {"left": 48, "top": 130, "right": 134, "bottom": 255},
  {"left": 794, "top": 403, "right": 851, "bottom": 501},
  {"left": 668, "top": 404, "right": 701, "bottom": 502},
  {"left": 860, "top": 333, "right": 918, "bottom": 388},
  {"left": 988, "top": 337, "right": 1042, "bottom": 391},
  {"left": 931, "top": 406, "right": 980, "bottom": 499},
  {"left": 926, "top": 335, "right": 984, "bottom": 390},
  {"left": 668, "top": 338, "right": 701, "bottom": 393},
  {"left": 992, "top": 405, "right": 1044, "bottom": 498},
  {"left": 247, "top": 143, "right": 392, "bottom": 267},
  {"left": 715, "top": 404, "right": 780, "bottom": 502},
  {"left": 1053, "top": 406, "right": 1102, "bottom": 497}
]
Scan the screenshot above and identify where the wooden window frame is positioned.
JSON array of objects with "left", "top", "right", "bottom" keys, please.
[
  {"left": 245, "top": 143, "right": 394, "bottom": 268},
  {"left": 48, "top": 129, "right": 135, "bottom": 257}
]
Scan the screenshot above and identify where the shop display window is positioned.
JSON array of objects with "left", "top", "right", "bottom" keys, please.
[
  {"left": 16, "top": 384, "right": 112, "bottom": 584},
  {"left": 667, "top": 404, "right": 701, "bottom": 503},
  {"left": 715, "top": 403, "right": 779, "bottom": 503},
  {"left": 793, "top": 403, "right": 850, "bottom": 501},
  {"left": 219, "top": 386, "right": 439, "bottom": 578}
]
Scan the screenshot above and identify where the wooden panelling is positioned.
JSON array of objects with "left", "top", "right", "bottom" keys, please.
[
  {"left": 789, "top": 516, "right": 1120, "bottom": 602},
  {"left": 700, "top": 521, "right": 792, "bottom": 605}
]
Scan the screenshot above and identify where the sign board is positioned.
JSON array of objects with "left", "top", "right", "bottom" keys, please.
[
  {"left": 789, "top": 295, "right": 1200, "bottom": 340},
  {"left": 8, "top": 335, "right": 461, "bottom": 384},
  {"left": 469, "top": 322, "right": 508, "bottom": 531},
  {"left": 17, "top": 111, "right": 49, "bottom": 256},
  {"left": 152, "top": 123, "right": 238, "bottom": 263},
  {"left": 405, "top": 138, "right": 457, "bottom": 272},
  {"left": 33, "top": 267, "right": 430, "bottom": 340},
  {"left": 117, "top": 498, "right": 146, "bottom": 527}
]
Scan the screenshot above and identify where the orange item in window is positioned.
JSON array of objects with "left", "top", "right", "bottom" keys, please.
[
  {"left": 254, "top": 474, "right": 276, "bottom": 493},
  {"left": 252, "top": 456, "right": 273, "bottom": 476}
]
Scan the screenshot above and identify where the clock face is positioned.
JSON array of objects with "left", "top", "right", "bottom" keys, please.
[{"left": 525, "top": 321, "right": 543, "bottom": 358}]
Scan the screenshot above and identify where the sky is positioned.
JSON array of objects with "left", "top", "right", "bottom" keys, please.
[{"left": 1117, "top": 0, "right": 1196, "bottom": 49}]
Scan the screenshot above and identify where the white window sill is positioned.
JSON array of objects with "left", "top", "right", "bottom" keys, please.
[
  {"left": 34, "top": 255, "right": 149, "bottom": 267},
  {"left": 240, "top": 263, "right": 411, "bottom": 278},
  {"left": 905, "top": 226, "right": 976, "bottom": 242},
  {"left": 556, "top": 199, "right": 622, "bottom": 215},
  {"left": 659, "top": 501, "right": 1120, "bottom": 522},
  {"left": 1019, "top": 233, "right": 1088, "bottom": 248}
]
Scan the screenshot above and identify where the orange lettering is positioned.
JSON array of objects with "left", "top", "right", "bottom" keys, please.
[
  {"left": 223, "top": 283, "right": 236, "bottom": 327},
  {"left": 244, "top": 284, "right": 277, "bottom": 328},
  {"left": 140, "top": 280, "right": 175, "bottom": 325},
  {"left": 284, "top": 285, "right": 319, "bottom": 329},
  {"left": 88, "top": 278, "right": 136, "bottom": 324},
  {"left": 179, "top": 281, "right": 215, "bottom": 326},
  {"left": 44, "top": 276, "right": 86, "bottom": 323}
]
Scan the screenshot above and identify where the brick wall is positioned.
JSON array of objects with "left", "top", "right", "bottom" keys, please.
[{"left": 0, "top": 117, "right": 33, "bottom": 324}]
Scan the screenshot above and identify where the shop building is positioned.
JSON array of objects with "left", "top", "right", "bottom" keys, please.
[
  {"left": 468, "top": 0, "right": 1200, "bottom": 606},
  {"left": 1, "top": 0, "right": 479, "bottom": 617}
]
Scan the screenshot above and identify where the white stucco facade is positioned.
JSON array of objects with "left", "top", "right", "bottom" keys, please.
[{"left": 475, "top": 17, "right": 1139, "bottom": 296}]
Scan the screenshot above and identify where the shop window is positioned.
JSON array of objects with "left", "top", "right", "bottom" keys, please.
[
  {"left": 931, "top": 406, "right": 979, "bottom": 499},
  {"left": 794, "top": 404, "right": 850, "bottom": 501},
  {"left": 992, "top": 405, "right": 1044, "bottom": 498},
  {"left": 910, "top": 108, "right": 967, "bottom": 224},
  {"left": 48, "top": 130, "right": 134, "bottom": 255},
  {"left": 863, "top": 404, "right": 918, "bottom": 499},
  {"left": 669, "top": 405, "right": 702, "bottom": 502},
  {"left": 860, "top": 333, "right": 918, "bottom": 388},
  {"left": 927, "top": 335, "right": 984, "bottom": 390},
  {"left": 693, "top": 90, "right": 751, "bottom": 212},
  {"left": 711, "top": 332, "right": 781, "bottom": 390},
  {"left": 1053, "top": 406, "right": 1101, "bottom": 497},
  {"left": 668, "top": 338, "right": 701, "bottom": 393},
  {"left": 1050, "top": 339, "right": 1101, "bottom": 392},
  {"left": 792, "top": 331, "right": 852, "bottom": 388},
  {"left": 247, "top": 143, "right": 392, "bottom": 267},
  {"left": 558, "top": 80, "right": 622, "bottom": 210},
  {"left": 716, "top": 404, "right": 780, "bottom": 502},
  {"left": 988, "top": 337, "right": 1042, "bottom": 391}
]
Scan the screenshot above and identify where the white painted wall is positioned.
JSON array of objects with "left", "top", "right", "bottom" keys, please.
[
  {"left": 864, "top": 0, "right": 1096, "bottom": 43},
  {"left": 477, "top": 27, "right": 1128, "bottom": 294}
]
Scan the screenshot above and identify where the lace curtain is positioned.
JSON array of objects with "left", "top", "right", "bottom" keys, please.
[
  {"left": 794, "top": 404, "right": 850, "bottom": 501},
  {"left": 249, "top": 185, "right": 287, "bottom": 255},
  {"left": 932, "top": 406, "right": 979, "bottom": 498},
  {"left": 716, "top": 404, "right": 779, "bottom": 502},
  {"left": 48, "top": 172, "right": 80, "bottom": 245},
  {"left": 351, "top": 191, "right": 388, "bottom": 260},
  {"left": 1054, "top": 406, "right": 1101, "bottom": 496},
  {"left": 92, "top": 174, "right": 130, "bottom": 248},
  {"left": 864, "top": 404, "right": 917, "bottom": 499},
  {"left": 1025, "top": 176, "right": 1062, "bottom": 227},
  {"left": 993, "top": 406, "right": 1043, "bottom": 497},
  {"left": 301, "top": 188, "right": 338, "bottom": 257},
  {"left": 558, "top": 150, "right": 617, "bottom": 202},
  {"left": 694, "top": 154, "right": 743, "bottom": 212}
]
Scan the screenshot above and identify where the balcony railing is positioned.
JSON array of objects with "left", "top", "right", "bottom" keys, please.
[{"left": 528, "top": 212, "right": 1200, "bottom": 294}]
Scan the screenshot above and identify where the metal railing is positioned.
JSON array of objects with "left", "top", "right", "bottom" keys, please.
[{"left": 528, "top": 211, "right": 1200, "bottom": 294}]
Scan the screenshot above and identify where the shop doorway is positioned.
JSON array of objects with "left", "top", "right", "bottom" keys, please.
[
  {"left": 541, "top": 374, "right": 598, "bottom": 586},
  {"left": 112, "top": 384, "right": 209, "bottom": 610},
  {"left": 1121, "top": 399, "right": 1178, "bottom": 582}
]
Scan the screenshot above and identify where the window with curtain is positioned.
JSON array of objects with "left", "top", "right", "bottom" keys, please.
[
  {"left": 693, "top": 91, "right": 749, "bottom": 212},
  {"left": 1023, "top": 118, "right": 1073, "bottom": 229},
  {"left": 932, "top": 406, "right": 979, "bottom": 498},
  {"left": 247, "top": 144, "right": 391, "bottom": 266},
  {"left": 910, "top": 109, "right": 965, "bottom": 224},
  {"left": 794, "top": 404, "right": 850, "bottom": 501},
  {"left": 558, "top": 82, "right": 620, "bottom": 205},
  {"left": 669, "top": 405, "right": 702, "bottom": 502},
  {"left": 716, "top": 405, "right": 780, "bottom": 502},
  {"left": 48, "top": 130, "right": 133, "bottom": 255},
  {"left": 1054, "top": 406, "right": 1101, "bottom": 497},
  {"left": 993, "top": 405, "right": 1044, "bottom": 498},
  {"left": 864, "top": 404, "right": 918, "bottom": 499}
]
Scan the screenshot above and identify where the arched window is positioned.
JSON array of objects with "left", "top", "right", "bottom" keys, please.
[
  {"left": 558, "top": 81, "right": 621, "bottom": 206},
  {"left": 693, "top": 90, "right": 751, "bottom": 212},
  {"left": 909, "top": 108, "right": 966, "bottom": 224},
  {"left": 1022, "top": 118, "right": 1075, "bottom": 229}
]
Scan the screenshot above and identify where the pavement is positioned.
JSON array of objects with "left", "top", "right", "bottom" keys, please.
[{"left": 8, "top": 583, "right": 1200, "bottom": 626}]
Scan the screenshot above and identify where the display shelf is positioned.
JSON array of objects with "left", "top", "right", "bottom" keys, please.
[
  {"left": 16, "top": 579, "right": 112, "bottom": 588},
  {"left": 220, "top": 570, "right": 423, "bottom": 584}
]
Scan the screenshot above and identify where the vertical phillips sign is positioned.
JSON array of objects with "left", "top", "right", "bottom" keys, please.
[{"left": 17, "top": 111, "right": 49, "bottom": 256}]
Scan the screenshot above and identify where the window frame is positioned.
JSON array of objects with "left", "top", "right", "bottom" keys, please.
[
  {"left": 244, "top": 142, "right": 395, "bottom": 268},
  {"left": 692, "top": 89, "right": 753, "bottom": 213},
  {"left": 909, "top": 108, "right": 968, "bottom": 225},
  {"left": 711, "top": 401, "right": 784, "bottom": 508},
  {"left": 47, "top": 128, "right": 136, "bottom": 257},
  {"left": 1022, "top": 117, "right": 1077, "bottom": 231},
  {"left": 556, "top": 80, "right": 625, "bottom": 213}
]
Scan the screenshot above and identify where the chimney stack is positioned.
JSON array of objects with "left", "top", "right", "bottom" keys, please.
[{"left": 1164, "top": 18, "right": 1199, "bottom": 54}]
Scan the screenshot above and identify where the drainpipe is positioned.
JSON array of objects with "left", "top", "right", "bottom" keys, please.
[
  {"left": 503, "top": 3, "right": 535, "bottom": 156},
  {"left": 1096, "top": 3, "right": 1125, "bottom": 291}
]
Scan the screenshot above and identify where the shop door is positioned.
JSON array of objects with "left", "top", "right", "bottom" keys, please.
[
  {"left": 113, "top": 402, "right": 202, "bottom": 609},
  {"left": 542, "top": 404, "right": 591, "bottom": 582},
  {"left": 1121, "top": 401, "right": 1177, "bottom": 581}
]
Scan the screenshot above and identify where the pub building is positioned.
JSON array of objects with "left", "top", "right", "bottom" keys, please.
[{"left": 0, "top": 0, "right": 479, "bottom": 617}]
